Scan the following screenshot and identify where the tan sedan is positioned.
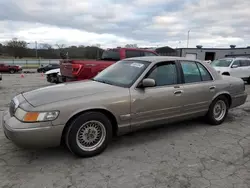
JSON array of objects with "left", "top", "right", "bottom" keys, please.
[{"left": 2, "top": 56, "right": 247, "bottom": 157}]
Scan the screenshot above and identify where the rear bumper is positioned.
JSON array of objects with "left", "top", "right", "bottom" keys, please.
[
  {"left": 59, "top": 75, "right": 77, "bottom": 82},
  {"left": 231, "top": 92, "right": 248, "bottom": 108}
]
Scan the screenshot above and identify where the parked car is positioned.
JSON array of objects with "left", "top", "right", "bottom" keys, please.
[
  {"left": 0, "top": 74, "right": 2, "bottom": 81},
  {"left": 45, "top": 68, "right": 61, "bottom": 84},
  {"left": 3, "top": 56, "right": 247, "bottom": 157},
  {"left": 0, "top": 63, "right": 22, "bottom": 73},
  {"left": 37, "top": 63, "right": 60, "bottom": 73},
  {"left": 211, "top": 57, "right": 250, "bottom": 83},
  {"left": 60, "top": 47, "right": 159, "bottom": 82},
  {"left": 203, "top": 60, "right": 211, "bottom": 64}
]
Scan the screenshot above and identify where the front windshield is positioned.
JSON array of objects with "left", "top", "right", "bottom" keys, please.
[
  {"left": 211, "top": 59, "right": 233, "bottom": 67},
  {"left": 101, "top": 49, "right": 120, "bottom": 60},
  {"left": 93, "top": 60, "right": 150, "bottom": 87}
]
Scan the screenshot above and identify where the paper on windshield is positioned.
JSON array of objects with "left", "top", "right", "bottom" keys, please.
[{"left": 130, "top": 62, "right": 144, "bottom": 68}]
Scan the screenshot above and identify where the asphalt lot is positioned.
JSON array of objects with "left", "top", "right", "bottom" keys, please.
[{"left": 0, "top": 73, "right": 250, "bottom": 188}]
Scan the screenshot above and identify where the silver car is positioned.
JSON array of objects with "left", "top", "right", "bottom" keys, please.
[{"left": 2, "top": 56, "right": 247, "bottom": 157}]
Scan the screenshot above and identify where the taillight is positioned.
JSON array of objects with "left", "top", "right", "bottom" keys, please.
[{"left": 72, "top": 64, "right": 83, "bottom": 75}]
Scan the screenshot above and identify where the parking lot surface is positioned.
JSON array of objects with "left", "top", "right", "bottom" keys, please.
[{"left": 1, "top": 73, "right": 250, "bottom": 188}]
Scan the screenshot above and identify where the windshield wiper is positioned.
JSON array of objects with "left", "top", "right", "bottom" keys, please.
[{"left": 94, "top": 79, "right": 114, "bottom": 85}]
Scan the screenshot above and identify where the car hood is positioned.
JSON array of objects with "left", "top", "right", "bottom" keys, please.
[
  {"left": 45, "top": 68, "right": 60, "bottom": 75},
  {"left": 22, "top": 80, "right": 123, "bottom": 107},
  {"left": 212, "top": 66, "right": 230, "bottom": 73}
]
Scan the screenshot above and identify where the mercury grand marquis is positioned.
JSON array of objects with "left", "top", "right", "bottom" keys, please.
[{"left": 2, "top": 56, "right": 247, "bottom": 157}]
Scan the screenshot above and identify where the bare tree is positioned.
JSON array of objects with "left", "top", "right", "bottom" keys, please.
[
  {"left": 5, "top": 38, "right": 28, "bottom": 58},
  {"left": 40, "top": 43, "right": 52, "bottom": 50},
  {"left": 55, "top": 43, "right": 66, "bottom": 49}
]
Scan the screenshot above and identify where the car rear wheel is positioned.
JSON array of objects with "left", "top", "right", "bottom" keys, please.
[
  {"left": 65, "top": 112, "right": 112, "bottom": 157},
  {"left": 222, "top": 72, "right": 230, "bottom": 76},
  {"left": 206, "top": 96, "right": 229, "bottom": 125}
]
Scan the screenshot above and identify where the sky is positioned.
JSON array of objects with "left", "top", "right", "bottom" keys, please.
[{"left": 0, "top": 0, "right": 249, "bottom": 49}]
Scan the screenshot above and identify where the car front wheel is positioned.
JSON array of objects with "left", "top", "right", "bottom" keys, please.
[
  {"left": 65, "top": 112, "right": 112, "bottom": 157},
  {"left": 9, "top": 69, "right": 15, "bottom": 74},
  {"left": 206, "top": 95, "right": 229, "bottom": 125},
  {"left": 247, "top": 77, "right": 250, "bottom": 84}
]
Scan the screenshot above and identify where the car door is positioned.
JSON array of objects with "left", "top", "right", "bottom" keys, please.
[
  {"left": 245, "top": 60, "right": 250, "bottom": 78},
  {"left": 239, "top": 60, "right": 250, "bottom": 78},
  {"left": 1, "top": 64, "right": 9, "bottom": 72},
  {"left": 46, "top": 64, "right": 53, "bottom": 71},
  {"left": 179, "top": 60, "right": 215, "bottom": 115},
  {"left": 130, "top": 61, "right": 184, "bottom": 129},
  {"left": 0, "top": 64, "right": 4, "bottom": 72},
  {"left": 230, "top": 60, "right": 242, "bottom": 78}
]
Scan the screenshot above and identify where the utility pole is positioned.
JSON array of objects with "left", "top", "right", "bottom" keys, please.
[
  {"left": 187, "top": 30, "right": 190, "bottom": 48},
  {"left": 35, "top": 41, "right": 38, "bottom": 59}
]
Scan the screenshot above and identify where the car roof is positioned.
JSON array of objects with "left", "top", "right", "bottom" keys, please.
[
  {"left": 219, "top": 57, "right": 250, "bottom": 60},
  {"left": 124, "top": 56, "right": 202, "bottom": 63}
]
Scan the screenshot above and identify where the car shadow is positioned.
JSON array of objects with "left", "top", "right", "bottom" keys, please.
[{"left": 4, "top": 113, "right": 237, "bottom": 161}]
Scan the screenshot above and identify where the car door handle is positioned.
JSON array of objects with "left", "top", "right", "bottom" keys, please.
[
  {"left": 174, "top": 90, "right": 183, "bottom": 95},
  {"left": 209, "top": 86, "right": 216, "bottom": 90}
]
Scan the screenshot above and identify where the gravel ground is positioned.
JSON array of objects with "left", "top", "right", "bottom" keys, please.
[{"left": 0, "top": 73, "right": 250, "bottom": 188}]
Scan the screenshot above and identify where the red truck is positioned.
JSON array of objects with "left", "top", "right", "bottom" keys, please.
[
  {"left": 0, "top": 63, "right": 22, "bottom": 74},
  {"left": 59, "top": 48, "right": 158, "bottom": 82}
]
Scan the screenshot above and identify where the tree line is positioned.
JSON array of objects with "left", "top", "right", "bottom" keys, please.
[{"left": 0, "top": 38, "right": 104, "bottom": 59}]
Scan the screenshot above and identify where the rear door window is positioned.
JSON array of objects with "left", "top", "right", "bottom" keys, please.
[
  {"left": 143, "top": 51, "right": 158, "bottom": 56},
  {"left": 125, "top": 50, "right": 142, "bottom": 58},
  {"left": 180, "top": 61, "right": 213, "bottom": 83},
  {"left": 240, "top": 60, "right": 250, "bottom": 67},
  {"left": 196, "top": 63, "right": 213, "bottom": 81},
  {"left": 101, "top": 49, "right": 120, "bottom": 60}
]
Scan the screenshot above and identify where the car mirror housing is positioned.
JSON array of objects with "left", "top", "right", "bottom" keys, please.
[
  {"left": 231, "top": 64, "right": 239, "bottom": 68},
  {"left": 142, "top": 78, "right": 155, "bottom": 87}
]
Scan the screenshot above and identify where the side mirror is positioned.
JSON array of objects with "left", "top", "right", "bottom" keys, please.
[
  {"left": 231, "top": 64, "right": 239, "bottom": 68},
  {"left": 142, "top": 78, "right": 155, "bottom": 87}
]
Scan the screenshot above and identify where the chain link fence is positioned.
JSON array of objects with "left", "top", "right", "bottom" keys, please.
[{"left": 0, "top": 59, "right": 60, "bottom": 69}]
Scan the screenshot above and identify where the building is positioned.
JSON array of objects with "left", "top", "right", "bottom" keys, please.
[
  {"left": 176, "top": 45, "right": 250, "bottom": 61},
  {"left": 155, "top": 46, "right": 177, "bottom": 56}
]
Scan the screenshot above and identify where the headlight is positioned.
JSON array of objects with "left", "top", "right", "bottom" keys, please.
[{"left": 15, "top": 108, "right": 59, "bottom": 122}]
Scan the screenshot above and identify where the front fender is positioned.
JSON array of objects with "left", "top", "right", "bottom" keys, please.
[{"left": 45, "top": 68, "right": 60, "bottom": 75}]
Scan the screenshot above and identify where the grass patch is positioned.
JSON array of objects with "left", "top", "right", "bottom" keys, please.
[{"left": 21, "top": 64, "right": 40, "bottom": 69}]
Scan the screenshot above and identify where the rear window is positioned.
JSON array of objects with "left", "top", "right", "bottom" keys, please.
[{"left": 101, "top": 49, "right": 120, "bottom": 60}]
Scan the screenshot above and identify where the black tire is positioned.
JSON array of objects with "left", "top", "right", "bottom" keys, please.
[
  {"left": 46, "top": 75, "right": 52, "bottom": 83},
  {"left": 247, "top": 77, "right": 250, "bottom": 84},
  {"left": 205, "top": 95, "right": 229, "bottom": 125},
  {"left": 65, "top": 112, "right": 112, "bottom": 158},
  {"left": 9, "top": 69, "right": 15, "bottom": 74},
  {"left": 222, "top": 72, "right": 230, "bottom": 76}
]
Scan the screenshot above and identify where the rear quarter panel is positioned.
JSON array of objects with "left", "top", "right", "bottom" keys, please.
[
  {"left": 201, "top": 61, "right": 246, "bottom": 106},
  {"left": 212, "top": 76, "right": 246, "bottom": 108}
]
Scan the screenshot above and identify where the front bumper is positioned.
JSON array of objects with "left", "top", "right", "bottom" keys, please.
[
  {"left": 2, "top": 111, "right": 64, "bottom": 148},
  {"left": 231, "top": 92, "right": 248, "bottom": 108}
]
